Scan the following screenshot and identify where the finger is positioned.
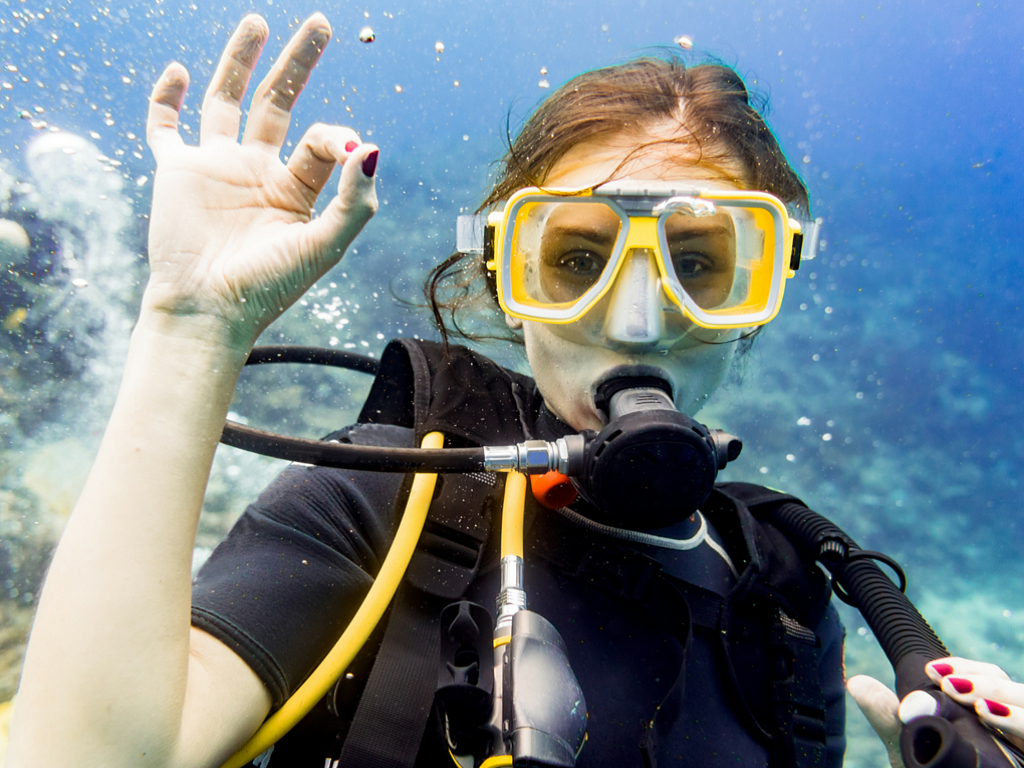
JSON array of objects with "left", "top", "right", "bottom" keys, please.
[
  {"left": 849, "top": 675, "right": 903, "bottom": 742},
  {"left": 147, "top": 62, "right": 189, "bottom": 160},
  {"left": 299, "top": 143, "right": 379, "bottom": 268},
  {"left": 938, "top": 674, "right": 1024, "bottom": 709},
  {"left": 200, "top": 14, "right": 269, "bottom": 143},
  {"left": 849, "top": 675, "right": 906, "bottom": 767},
  {"left": 926, "top": 657, "right": 1013, "bottom": 686},
  {"left": 976, "top": 700, "right": 1024, "bottom": 747},
  {"left": 241, "top": 13, "right": 331, "bottom": 149},
  {"left": 285, "top": 123, "right": 361, "bottom": 198}
]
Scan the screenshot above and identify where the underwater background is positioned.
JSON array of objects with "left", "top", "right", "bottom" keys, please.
[{"left": 0, "top": 0, "right": 1021, "bottom": 764}]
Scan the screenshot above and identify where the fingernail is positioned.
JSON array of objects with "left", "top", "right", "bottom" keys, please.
[
  {"left": 362, "top": 149, "right": 379, "bottom": 178},
  {"left": 930, "top": 663, "right": 954, "bottom": 677},
  {"left": 983, "top": 699, "right": 1011, "bottom": 717},
  {"left": 345, "top": 140, "right": 359, "bottom": 153},
  {"left": 948, "top": 677, "right": 973, "bottom": 694}
]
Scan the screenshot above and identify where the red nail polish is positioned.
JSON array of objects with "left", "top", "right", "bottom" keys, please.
[
  {"left": 930, "top": 663, "right": 954, "bottom": 677},
  {"left": 984, "top": 699, "right": 1011, "bottom": 717},
  {"left": 362, "top": 149, "right": 379, "bottom": 178},
  {"left": 948, "top": 677, "right": 973, "bottom": 695},
  {"left": 345, "top": 140, "right": 359, "bottom": 153}
]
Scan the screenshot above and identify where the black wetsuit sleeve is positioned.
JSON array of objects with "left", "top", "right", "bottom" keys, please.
[
  {"left": 190, "top": 424, "right": 413, "bottom": 708},
  {"left": 817, "top": 602, "right": 848, "bottom": 766}
]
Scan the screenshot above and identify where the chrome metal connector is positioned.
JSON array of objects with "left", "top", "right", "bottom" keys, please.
[
  {"left": 483, "top": 444, "right": 520, "bottom": 472},
  {"left": 483, "top": 435, "right": 587, "bottom": 476},
  {"left": 519, "top": 440, "right": 552, "bottom": 473},
  {"left": 495, "top": 555, "right": 526, "bottom": 634}
]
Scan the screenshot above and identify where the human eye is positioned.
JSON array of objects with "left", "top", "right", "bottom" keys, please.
[
  {"left": 671, "top": 250, "right": 714, "bottom": 280},
  {"left": 554, "top": 249, "right": 606, "bottom": 278}
]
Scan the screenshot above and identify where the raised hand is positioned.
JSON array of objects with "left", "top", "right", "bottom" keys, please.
[{"left": 143, "top": 13, "right": 378, "bottom": 351}]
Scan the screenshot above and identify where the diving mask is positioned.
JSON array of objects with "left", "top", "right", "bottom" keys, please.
[{"left": 457, "top": 182, "right": 821, "bottom": 330}]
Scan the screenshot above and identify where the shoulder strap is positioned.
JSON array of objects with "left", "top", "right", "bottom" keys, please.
[
  {"left": 335, "top": 582, "right": 445, "bottom": 768},
  {"left": 337, "top": 470, "right": 503, "bottom": 768},
  {"left": 358, "top": 338, "right": 540, "bottom": 446},
  {"left": 713, "top": 483, "right": 832, "bottom": 768},
  {"left": 339, "top": 340, "right": 534, "bottom": 768}
]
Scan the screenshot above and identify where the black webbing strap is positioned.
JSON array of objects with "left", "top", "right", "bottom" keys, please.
[
  {"left": 336, "top": 470, "right": 499, "bottom": 767},
  {"left": 336, "top": 583, "right": 443, "bottom": 768},
  {"left": 770, "top": 611, "right": 827, "bottom": 768}
]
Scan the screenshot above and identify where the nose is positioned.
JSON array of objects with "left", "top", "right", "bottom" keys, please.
[{"left": 601, "top": 249, "right": 684, "bottom": 349}]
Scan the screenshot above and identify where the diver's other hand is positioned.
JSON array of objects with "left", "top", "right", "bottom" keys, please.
[
  {"left": 143, "top": 13, "right": 378, "bottom": 351},
  {"left": 925, "top": 657, "right": 1024, "bottom": 750},
  {"left": 848, "top": 674, "right": 905, "bottom": 768}
]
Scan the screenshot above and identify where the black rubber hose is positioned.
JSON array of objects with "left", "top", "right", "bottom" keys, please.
[
  {"left": 219, "top": 345, "right": 485, "bottom": 472},
  {"left": 768, "top": 502, "right": 947, "bottom": 679},
  {"left": 220, "top": 421, "right": 486, "bottom": 472},
  {"left": 243, "top": 344, "right": 380, "bottom": 373}
]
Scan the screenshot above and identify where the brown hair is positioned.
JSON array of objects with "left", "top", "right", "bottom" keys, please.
[{"left": 426, "top": 55, "right": 809, "bottom": 348}]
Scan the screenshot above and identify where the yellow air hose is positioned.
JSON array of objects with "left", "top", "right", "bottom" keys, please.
[
  {"left": 500, "top": 471, "right": 527, "bottom": 560},
  {"left": 221, "top": 431, "right": 446, "bottom": 768}
]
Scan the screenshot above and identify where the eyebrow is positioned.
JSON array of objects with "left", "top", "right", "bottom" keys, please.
[
  {"left": 544, "top": 224, "right": 618, "bottom": 245},
  {"left": 666, "top": 224, "right": 733, "bottom": 239}
]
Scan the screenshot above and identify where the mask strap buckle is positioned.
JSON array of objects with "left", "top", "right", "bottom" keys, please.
[{"left": 651, "top": 196, "right": 717, "bottom": 217}]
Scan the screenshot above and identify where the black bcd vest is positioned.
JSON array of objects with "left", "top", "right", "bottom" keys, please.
[{"left": 272, "top": 339, "right": 838, "bottom": 768}]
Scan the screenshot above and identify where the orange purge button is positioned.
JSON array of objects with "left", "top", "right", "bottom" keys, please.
[{"left": 530, "top": 471, "right": 578, "bottom": 509}]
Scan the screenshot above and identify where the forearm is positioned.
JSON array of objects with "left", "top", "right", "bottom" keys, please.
[{"left": 11, "top": 313, "right": 248, "bottom": 765}]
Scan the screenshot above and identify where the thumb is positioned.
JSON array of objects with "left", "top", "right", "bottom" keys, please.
[
  {"left": 848, "top": 674, "right": 905, "bottom": 768},
  {"left": 304, "top": 143, "right": 380, "bottom": 266}
]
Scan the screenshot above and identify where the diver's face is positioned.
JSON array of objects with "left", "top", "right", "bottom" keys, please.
[{"left": 517, "top": 134, "right": 749, "bottom": 431}]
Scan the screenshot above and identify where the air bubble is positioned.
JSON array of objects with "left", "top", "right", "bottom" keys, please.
[
  {"left": 434, "top": 41, "right": 445, "bottom": 53},
  {"left": 394, "top": 84, "right": 403, "bottom": 93},
  {"left": 538, "top": 79, "right": 550, "bottom": 89},
  {"left": 71, "top": 278, "right": 88, "bottom": 288},
  {"left": 673, "top": 34, "right": 693, "bottom": 49},
  {"left": 358, "top": 26, "right": 375, "bottom": 43},
  {"left": 539, "top": 67, "right": 548, "bottom": 75}
]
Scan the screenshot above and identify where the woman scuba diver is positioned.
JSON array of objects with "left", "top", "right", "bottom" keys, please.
[{"left": 8, "top": 13, "right": 1024, "bottom": 768}]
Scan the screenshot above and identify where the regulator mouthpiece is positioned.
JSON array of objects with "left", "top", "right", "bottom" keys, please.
[{"left": 576, "top": 378, "right": 742, "bottom": 530}]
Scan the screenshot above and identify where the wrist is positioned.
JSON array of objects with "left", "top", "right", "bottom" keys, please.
[{"left": 132, "top": 308, "right": 255, "bottom": 368}]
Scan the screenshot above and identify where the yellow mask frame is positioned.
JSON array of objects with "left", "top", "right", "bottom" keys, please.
[{"left": 472, "top": 181, "right": 820, "bottom": 330}]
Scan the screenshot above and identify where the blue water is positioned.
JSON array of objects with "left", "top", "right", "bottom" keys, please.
[{"left": 2, "top": 0, "right": 1023, "bottom": 764}]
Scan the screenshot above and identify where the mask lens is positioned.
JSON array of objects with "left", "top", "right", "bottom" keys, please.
[
  {"left": 663, "top": 210, "right": 738, "bottom": 310},
  {"left": 660, "top": 203, "right": 778, "bottom": 320},
  {"left": 508, "top": 200, "right": 623, "bottom": 314}
]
